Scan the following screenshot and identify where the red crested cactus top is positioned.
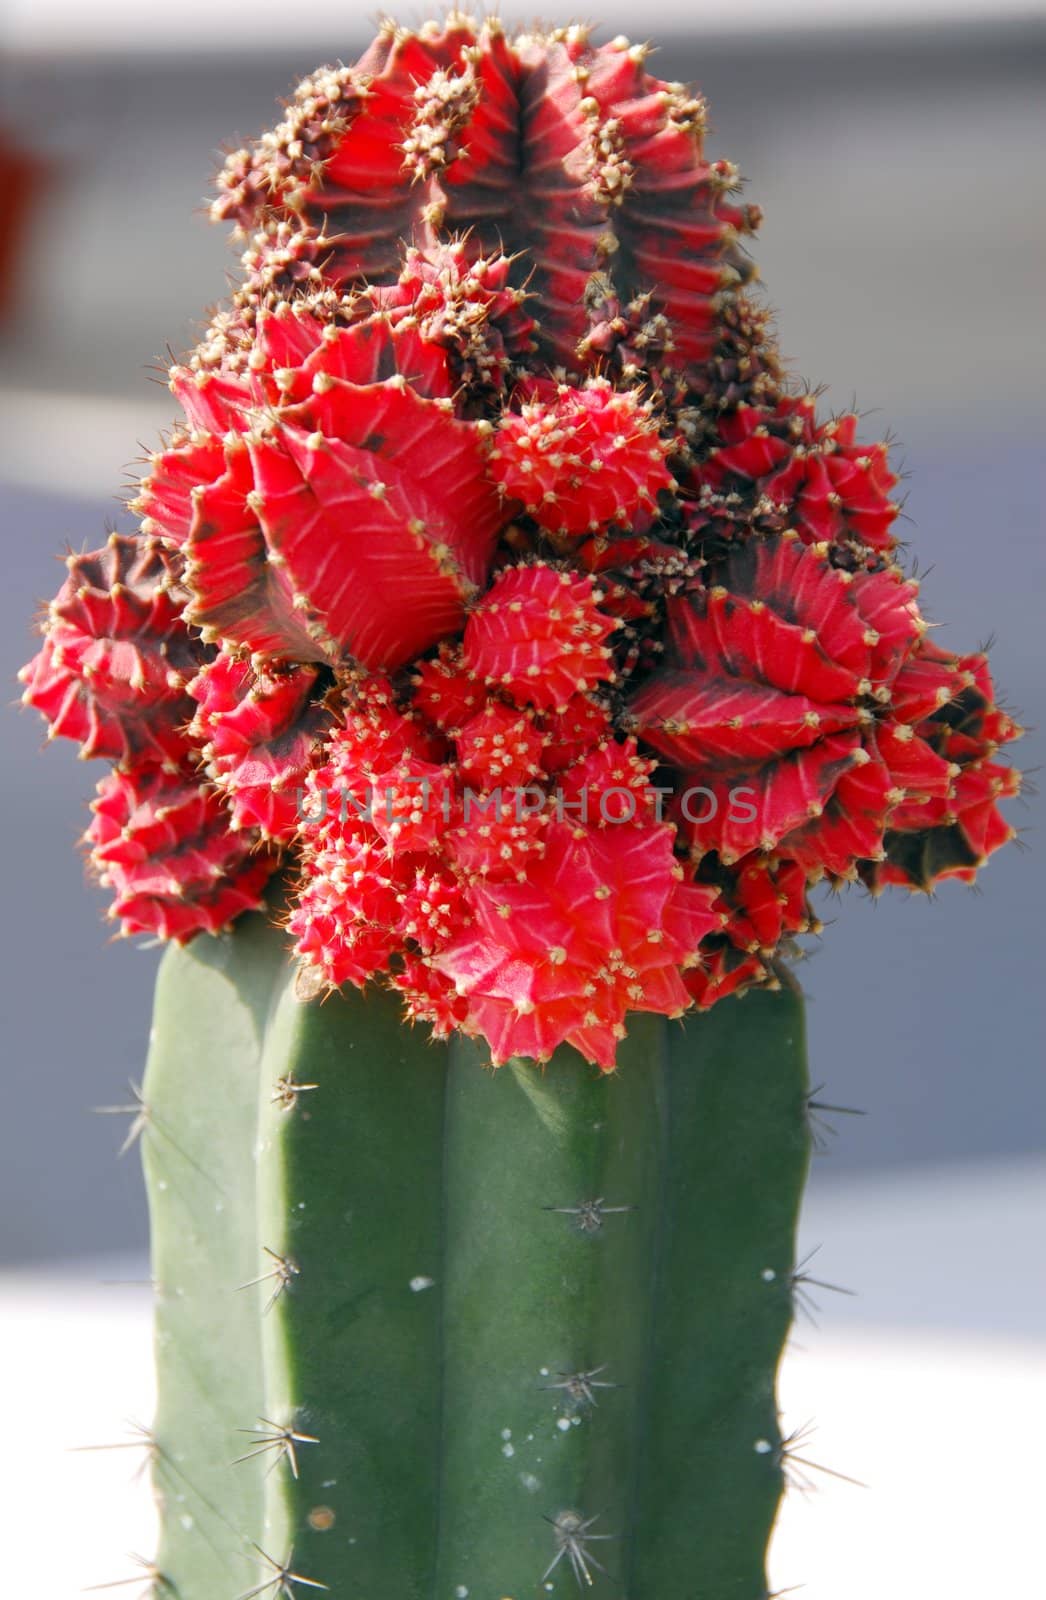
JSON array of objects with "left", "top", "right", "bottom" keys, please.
[{"left": 22, "top": 19, "right": 1022, "bottom": 1069}]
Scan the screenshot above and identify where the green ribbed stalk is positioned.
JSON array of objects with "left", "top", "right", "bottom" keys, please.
[{"left": 143, "top": 912, "right": 809, "bottom": 1598}]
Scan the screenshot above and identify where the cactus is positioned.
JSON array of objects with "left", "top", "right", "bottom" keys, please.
[
  {"left": 145, "top": 908, "right": 808, "bottom": 1597},
  {"left": 20, "top": 14, "right": 1023, "bottom": 1595}
]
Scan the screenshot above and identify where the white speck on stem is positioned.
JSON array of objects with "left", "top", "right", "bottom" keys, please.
[
  {"left": 761, "top": 1268, "right": 776, "bottom": 1282},
  {"left": 455, "top": 1587, "right": 469, "bottom": 1598},
  {"left": 502, "top": 1442, "right": 515, "bottom": 1458},
  {"left": 501, "top": 1427, "right": 512, "bottom": 1440},
  {"left": 179, "top": 1514, "right": 193, "bottom": 1531},
  {"left": 754, "top": 1438, "right": 773, "bottom": 1454},
  {"left": 556, "top": 1417, "right": 572, "bottom": 1433},
  {"left": 539, "top": 1366, "right": 550, "bottom": 1377},
  {"left": 520, "top": 1471, "right": 541, "bottom": 1493},
  {"left": 409, "top": 1275, "right": 435, "bottom": 1292}
]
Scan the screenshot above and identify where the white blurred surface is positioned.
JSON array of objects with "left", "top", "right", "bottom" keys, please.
[
  {"left": 8, "top": 0, "right": 1044, "bottom": 55},
  {"left": 0, "top": 389, "right": 172, "bottom": 502},
  {"left": 3, "top": 1159, "right": 1042, "bottom": 1598}
]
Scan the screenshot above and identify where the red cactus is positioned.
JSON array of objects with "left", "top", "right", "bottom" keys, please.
[
  {"left": 363, "top": 242, "right": 536, "bottom": 395},
  {"left": 489, "top": 380, "right": 676, "bottom": 536},
  {"left": 685, "top": 852, "right": 817, "bottom": 1008},
  {"left": 463, "top": 563, "right": 618, "bottom": 712},
  {"left": 434, "top": 821, "right": 723, "bottom": 1068},
  {"left": 684, "top": 395, "right": 901, "bottom": 555},
  {"left": 23, "top": 19, "right": 1021, "bottom": 1069},
  {"left": 628, "top": 534, "right": 951, "bottom": 876},
  {"left": 188, "top": 652, "right": 332, "bottom": 843},
  {"left": 410, "top": 646, "right": 485, "bottom": 735},
  {"left": 212, "top": 22, "right": 759, "bottom": 379},
  {"left": 136, "top": 307, "right": 504, "bottom": 668},
  {"left": 20, "top": 534, "right": 203, "bottom": 768},
  {"left": 86, "top": 764, "right": 276, "bottom": 941},
  {"left": 859, "top": 646, "right": 1022, "bottom": 891},
  {"left": 455, "top": 701, "right": 548, "bottom": 788}
]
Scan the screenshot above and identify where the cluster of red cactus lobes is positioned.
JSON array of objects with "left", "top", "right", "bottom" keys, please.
[{"left": 22, "top": 19, "right": 1022, "bottom": 1069}]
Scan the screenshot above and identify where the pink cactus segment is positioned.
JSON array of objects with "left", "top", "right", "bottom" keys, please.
[
  {"left": 290, "top": 688, "right": 469, "bottom": 989},
  {"left": 19, "top": 533, "right": 203, "bottom": 768},
  {"left": 689, "top": 395, "right": 901, "bottom": 554},
  {"left": 135, "top": 429, "right": 230, "bottom": 548},
  {"left": 943, "top": 648, "right": 1023, "bottom": 753},
  {"left": 575, "top": 36, "right": 761, "bottom": 374},
  {"left": 435, "top": 820, "right": 722, "bottom": 1069},
  {"left": 394, "top": 865, "right": 469, "bottom": 955},
  {"left": 443, "top": 797, "right": 550, "bottom": 885},
  {"left": 229, "top": 368, "right": 499, "bottom": 666},
  {"left": 888, "top": 642, "right": 966, "bottom": 725},
  {"left": 187, "top": 652, "right": 331, "bottom": 843},
  {"left": 463, "top": 563, "right": 618, "bottom": 712},
  {"left": 86, "top": 764, "right": 276, "bottom": 941},
  {"left": 365, "top": 757, "right": 457, "bottom": 857},
  {"left": 410, "top": 646, "right": 485, "bottom": 735},
  {"left": 212, "top": 26, "right": 476, "bottom": 274},
  {"left": 879, "top": 759, "right": 1021, "bottom": 889},
  {"left": 389, "top": 955, "right": 470, "bottom": 1037},
  {"left": 540, "top": 693, "right": 615, "bottom": 773},
  {"left": 454, "top": 701, "right": 548, "bottom": 788},
  {"left": 298, "top": 682, "right": 449, "bottom": 850},
  {"left": 214, "top": 23, "right": 761, "bottom": 376},
  {"left": 728, "top": 854, "right": 815, "bottom": 953},
  {"left": 364, "top": 242, "right": 536, "bottom": 387},
  {"left": 435, "top": 25, "right": 613, "bottom": 369},
  {"left": 629, "top": 535, "right": 952, "bottom": 871},
  {"left": 555, "top": 736, "right": 660, "bottom": 824},
  {"left": 136, "top": 312, "right": 505, "bottom": 669},
  {"left": 860, "top": 644, "right": 1023, "bottom": 892},
  {"left": 289, "top": 841, "right": 406, "bottom": 989},
  {"left": 779, "top": 757, "right": 898, "bottom": 881},
  {"left": 489, "top": 379, "right": 676, "bottom": 536},
  {"left": 684, "top": 947, "right": 769, "bottom": 1010}
]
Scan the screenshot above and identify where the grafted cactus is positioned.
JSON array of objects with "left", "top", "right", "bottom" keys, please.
[{"left": 21, "top": 15, "right": 1021, "bottom": 1597}]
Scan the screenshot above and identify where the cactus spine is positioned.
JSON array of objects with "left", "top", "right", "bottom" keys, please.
[{"left": 144, "top": 910, "right": 809, "bottom": 1596}]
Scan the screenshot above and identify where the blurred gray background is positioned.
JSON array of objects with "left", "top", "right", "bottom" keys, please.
[{"left": 2, "top": 4, "right": 1043, "bottom": 1264}]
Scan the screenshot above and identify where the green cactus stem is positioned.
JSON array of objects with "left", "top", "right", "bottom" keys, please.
[{"left": 143, "top": 909, "right": 809, "bottom": 1598}]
